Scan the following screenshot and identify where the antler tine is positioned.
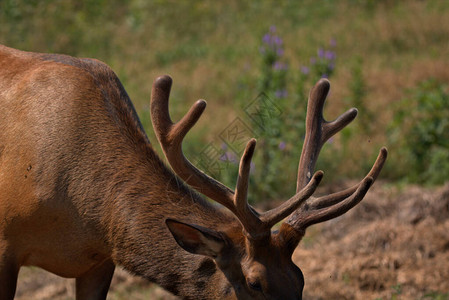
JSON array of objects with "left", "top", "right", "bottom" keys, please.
[
  {"left": 234, "top": 139, "right": 256, "bottom": 212},
  {"left": 289, "top": 176, "right": 374, "bottom": 230},
  {"left": 234, "top": 140, "right": 324, "bottom": 238},
  {"left": 260, "top": 170, "right": 324, "bottom": 228},
  {"left": 296, "top": 79, "right": 358, "bottom": 192},
  {"left": 236, "top": 140, "right": 328, "bottom": 238},
  {"left": 366, "top": 146, "right": 388, "bottom": 181},
  {"left": 151, "top": 75, "right": 235, "bottom": 211},
  {"left": 151, "top": 75, "right": 206, "bottom": 146},
  {"left": 299, "top": 147, "right": 387, "bottom": 211},
  {"left": 233, "top": 139, "right": 265, "bottom": 237}
]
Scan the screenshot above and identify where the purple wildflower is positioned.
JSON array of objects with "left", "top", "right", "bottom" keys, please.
[
  {"left": 317, "top": 48, "right": 325, "bottom": 58},
  {"left": 276, "top": 48, "right": 284, "bottom": 57},
  {"left": 260, "top": 27, "right": 284, "bottom": 57},
  {"left": 230, "top": 152, "right": 238, "bottom": 163},
  {"left": 279, "top": 141, "right": 286, "bottom": 150},
  {"left": 220, "top": 151, "right": 238, "bottom": 164},
  {"left": 330, "top": 38, "right": 337, "bottom": 47},
  {"left": 275, "top": 90, "right": 281, "bottom": 98},
  {"left": 275, "top": 89, "right": 288, "bottom": 98},
  {"left": 219, "top": 153, "right": 227, "bottom": 162},
  {"left": 273, "top": 61, "right": 281, "bottom": 70},
  {"left": 273, "top": 36, "right": 283, "bottom": 45},
  {"left": 325, "top": 50, "right": 336, "bottom": 60},
  {"left": 300, "top": 66, "right": 310, "bottom": 75},
  {"left": 321, "top": 74, "right": 328, "bottom": 79},
  {"left": 250, "top": 161, "right": 255, "bottom": 174},
  {"left": 262, "top": 34, "right": 271, "bottom": 44},
  {"left": 273, "top": 61, "right": 287, "bottom": 71}
]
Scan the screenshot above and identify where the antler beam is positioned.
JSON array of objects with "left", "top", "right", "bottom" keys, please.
[
  {"left": 296, "top": 79, "right": 358, "bottom": 191},
  {"left": 282, "top": 78, "right": 387, "bottom": 245}
]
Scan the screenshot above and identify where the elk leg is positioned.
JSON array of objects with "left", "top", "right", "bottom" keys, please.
[
  {"left": 75, "top": 259, "right": 115, "bottom": 300},
  {"left": 0, "top": 255, "right": 19, "bottom": 300}
]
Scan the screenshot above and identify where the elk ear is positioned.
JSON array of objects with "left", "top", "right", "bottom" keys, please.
[{"left": 166, "top": 219, "right": 226, "bottom": 258}]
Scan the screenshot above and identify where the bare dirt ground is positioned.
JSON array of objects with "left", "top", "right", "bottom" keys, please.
[{"left": 14, "top": 183, "right": 449, "bottom": 300}]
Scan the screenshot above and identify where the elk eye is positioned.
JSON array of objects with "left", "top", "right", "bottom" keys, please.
[{"left": 247, "top": 279, "right": 262, "bottom": 291}]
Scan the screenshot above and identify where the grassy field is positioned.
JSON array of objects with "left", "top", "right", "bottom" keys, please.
[
  {"left": 2, "top": 0, "right": 449, "bottom": 298},
  {"left": 1, "top": 1, "right": 448, "bottom": 189}
]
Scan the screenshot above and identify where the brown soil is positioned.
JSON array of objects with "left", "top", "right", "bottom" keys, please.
[
  {"left": 297, "top": 182, "right": 449, "bottom": 300},
  {"left": 14, "top": 183, "right": 449, "bottom": 299}
]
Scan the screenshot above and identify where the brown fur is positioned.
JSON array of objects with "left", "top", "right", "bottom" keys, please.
[{"left": 0, "top": 45, "right": 245, "bottom": 299}]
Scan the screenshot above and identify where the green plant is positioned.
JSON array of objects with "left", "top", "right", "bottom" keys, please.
[
  {"left": 421, "top": 291, "right": 449, "bottom": 300},
  {"left": 227, "top": 27, "right": 340, "bottom": 203},
  {"left": 249, "top": 26, "right": 290, "bottom": 201},
  {"left": 391, "top": 283, "right": 402, "bottom": 300},
  {"left": 345, "top": 56, "right": 374, "bottom": 135},
  {"left": 389, "top": 79, "right": 449, "bottom": 184}
]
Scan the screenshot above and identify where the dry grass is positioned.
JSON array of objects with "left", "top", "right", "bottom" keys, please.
[{"left": 15, "top": 183, "right": 449, "bottom": 299}]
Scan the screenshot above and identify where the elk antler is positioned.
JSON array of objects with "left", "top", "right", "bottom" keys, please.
[
  {"left": 281, "top": 78, "right": 387, "bottom": 244},
  {"left": 151, "top": 75, "right": 323, "bottom": 239}
]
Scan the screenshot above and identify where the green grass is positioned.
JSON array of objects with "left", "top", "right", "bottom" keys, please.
[{"left": 1, "top": 0, "right": 449, "bottom": 198}]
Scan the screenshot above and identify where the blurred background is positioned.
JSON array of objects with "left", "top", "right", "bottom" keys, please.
[{"left": 1, "top": 1, "right": 448, "bottom": 299}]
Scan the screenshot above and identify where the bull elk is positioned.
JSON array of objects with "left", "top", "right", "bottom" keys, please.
[{"left": 0, "top": 44, "right": 387, "bottom": 300}]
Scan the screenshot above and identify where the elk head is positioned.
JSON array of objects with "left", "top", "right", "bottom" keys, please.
[{"left": 151, "top": 75, "right": 387, "bottom": 299}]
